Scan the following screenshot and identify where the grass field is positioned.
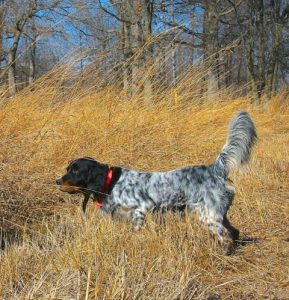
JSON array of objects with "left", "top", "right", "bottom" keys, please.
[{"left": 0, "top": 64, "right": 288, "bottom": 299}]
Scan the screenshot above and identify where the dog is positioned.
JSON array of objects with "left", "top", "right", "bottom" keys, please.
[{"left": 56, "top": 111, "right": 257, "bottom": 245}]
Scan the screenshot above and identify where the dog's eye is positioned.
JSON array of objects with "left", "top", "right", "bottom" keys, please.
[{"left": 72, "top": 169, "right": 79, "bottom": 175}]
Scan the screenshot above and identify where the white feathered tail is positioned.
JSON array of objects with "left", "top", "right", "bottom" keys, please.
[{"left": 215, "top": 111, "right": 257, "bottom": 177}]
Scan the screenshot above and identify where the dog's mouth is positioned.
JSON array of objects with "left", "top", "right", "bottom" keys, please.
[
  {"left": 56, "top": 179, "right": 81, "bottom": 194},
  {"left": 57, "top": 185, "right": 80, "bottom": 194}
]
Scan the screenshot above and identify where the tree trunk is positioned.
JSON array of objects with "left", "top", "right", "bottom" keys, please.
[
  {"left": 268, "top": 0, "right": 282, "bottom": 95},
  {"left": 6, "top": 0, "right": 36, "bottom": 95},
  {"left": 203, "top": 0, "right": 219, "bottom": 100},
  {"left": 0, "top": 0, "right": 5, "bottom": 85},
  {"left": 170, "top": 0, "right": 177, "bottom": 86},
  {"left": 246, "top": 2, "right": 258, "bottom": 97},
  {"left": 256, "top": 0, "right": 266, "bottom": 97},
  {"left": 140, "top": 0, "right": 153, "bottom": 101},
  {"left": 28, "top": 42, "right": 36, "bottom": 85},
  {"left": 0, "top": 0, "right": 4, "bottom": 64},
  {"left": 7, "top": 30, "right": 21, "bottom": 96},
  {"left": 120, "top": 0, "right": 152, "bottom": 99},
  {"left": 122, "top": 20, "right": 134, "bottom": 97},
  {"left": 28, "top": 19, "right": 36, "bottom": 85},
  {"left": 8, "top": 50, "right": 16, "bottom": 95}
]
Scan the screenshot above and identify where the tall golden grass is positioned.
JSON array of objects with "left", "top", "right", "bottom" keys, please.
[{"left": 0, "top": 56, "right": 288, "bottom": 299}]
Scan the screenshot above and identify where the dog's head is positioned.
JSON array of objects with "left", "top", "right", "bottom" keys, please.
[{"left": 56, "top": 157, "right": 110, "bottom": 195}]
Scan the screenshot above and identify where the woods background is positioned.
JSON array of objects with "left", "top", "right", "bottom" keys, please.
[
  {"left": 0, "top": 2, "right": 289, "bottom": 299},
  {"left": 0, "top": 0, "right": 288, "bottom": 98}
]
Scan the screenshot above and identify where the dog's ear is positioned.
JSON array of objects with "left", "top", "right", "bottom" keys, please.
[
  {"left": 83, "top": 156, "right": 95, "bottom": 161},
  {"left": 87, "top": 163, "right": 108, "bottom": 190}
]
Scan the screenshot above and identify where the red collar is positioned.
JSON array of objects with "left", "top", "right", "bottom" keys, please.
[{"left": 96, "top": 167, "right": 113, "bottom": 208}]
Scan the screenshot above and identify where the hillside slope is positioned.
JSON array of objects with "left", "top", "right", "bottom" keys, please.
[{"left": 0, "top": 83, "right": 288, "bottom": 298}]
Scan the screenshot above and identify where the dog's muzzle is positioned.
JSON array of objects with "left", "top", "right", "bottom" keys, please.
[{"left": 56, "top": 178, "right": 63, "bottom": 186}]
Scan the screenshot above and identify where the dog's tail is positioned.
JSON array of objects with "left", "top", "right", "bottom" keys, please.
[{"left": 214, "top": 111, "right": 257, "bottom": 177}]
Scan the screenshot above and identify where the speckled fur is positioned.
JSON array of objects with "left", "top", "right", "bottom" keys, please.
[{"left": 57, "top": 112, "right": 257, "bottom": 243}]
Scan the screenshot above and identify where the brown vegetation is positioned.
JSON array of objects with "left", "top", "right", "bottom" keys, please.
[{"left": 0, "top": 62, "right": 289, "bottom": 298}]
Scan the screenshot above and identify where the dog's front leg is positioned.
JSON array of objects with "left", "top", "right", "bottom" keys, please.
[
  {"left": 82, "top": 194, "right": 90, "bottom": 215},
  {"left": 132, "top": 209, "right": 146, "bottom": 231}
]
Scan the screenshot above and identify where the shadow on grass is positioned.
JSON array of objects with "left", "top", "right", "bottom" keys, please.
[
  {"left": 226, "top": 236, "right": 260, "bottom": 255},
  {"left": 0, "top": 228, "right": 23, "bottom": 251}
]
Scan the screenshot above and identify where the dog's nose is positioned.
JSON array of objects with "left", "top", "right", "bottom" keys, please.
[{"left": 56, "top": 178, "right": 62, "bottom": 185}]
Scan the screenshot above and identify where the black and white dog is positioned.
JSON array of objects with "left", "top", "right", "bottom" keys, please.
[{"left": 56, "top": 112, "right": 257, "bottom": 244}]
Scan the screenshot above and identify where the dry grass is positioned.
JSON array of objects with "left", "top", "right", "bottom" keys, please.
[{"left": 0, "top": 59, "right": 289, "bottom": 299}]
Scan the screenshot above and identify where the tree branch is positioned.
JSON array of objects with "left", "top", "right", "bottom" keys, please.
[{"left": 98, "top": 0, "right": 130, "bottom": 24}]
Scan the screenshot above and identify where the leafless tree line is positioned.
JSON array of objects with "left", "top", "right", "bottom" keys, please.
[{"left": 0, "top": 0, "right": 288, "bottom": 98}]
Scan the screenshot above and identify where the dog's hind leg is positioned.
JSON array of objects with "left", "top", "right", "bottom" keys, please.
[
  {"left": 221, "top": 183, "right": 239, "bottom": 241},
  {"left": 222, "top": 214, "right": 239, "bottom": 241},
  {"left": 207, "top": 209, "right": 227, "bottom": 243},
  {"left": 198, "top": 204, "right": 240, "bottom": 255},
  {"left": 196, "top": 203, "right": 228, "bottom": 244}
]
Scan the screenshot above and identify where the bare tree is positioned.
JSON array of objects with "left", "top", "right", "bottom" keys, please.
[
  {"left": 0, "top": 0, "right": 5, "bottom": 67},
  {"left": 5, "top": 1, "right": 38, "bottom": 95},
  {"left": 98, "top": 0, "right": 153, "bottom": 98},
  {"left": 0, "top": 0, "right": 70, "bottom": 95},
  {"left": 0, "top": 0, "right": 288, "bottom": 99}
]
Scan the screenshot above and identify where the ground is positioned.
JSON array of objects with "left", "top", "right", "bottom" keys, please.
[{"left": 0, "top": 78, "right": 288, "bottom": 299}]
